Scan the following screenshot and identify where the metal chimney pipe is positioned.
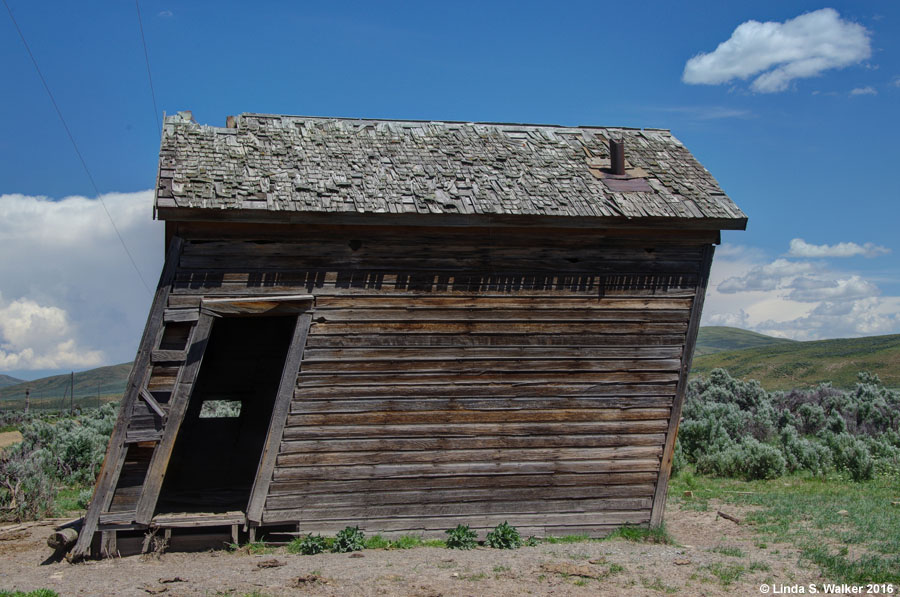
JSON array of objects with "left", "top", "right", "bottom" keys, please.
[{"left": 610, "top": 139, "right": 625, "bottom": 175}]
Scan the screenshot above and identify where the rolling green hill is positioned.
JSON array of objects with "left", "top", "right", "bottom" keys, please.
[
  {"left": 694, "top": 326, "right": 795, "bottom": 356},
  {"left": 691, "top": 333, "right": 900, "bottom": 390},
  {"left": 0, "top": 363, "right": 132, "bottom": 411},
  {"left": 0, "top": 374, "right": 25, "bottom": 389}
]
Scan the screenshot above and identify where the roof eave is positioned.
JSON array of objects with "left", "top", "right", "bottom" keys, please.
[{"left": 155, "top": 205, "right": 748, "bottom": 231}]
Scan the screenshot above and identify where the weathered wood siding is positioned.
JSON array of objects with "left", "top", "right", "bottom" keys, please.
[{"left": 166, "top": 223, "right": 712, "bottom": 537}]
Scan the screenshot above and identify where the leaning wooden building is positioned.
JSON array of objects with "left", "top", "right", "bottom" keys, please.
[{"left": 73, "top": 112, "right": 745, "bottom": 558}]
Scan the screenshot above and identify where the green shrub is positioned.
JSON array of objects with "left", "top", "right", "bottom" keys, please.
[
  {"left": 671, "top": 440, "right": 685, "bottom": 478},
  {"left": 0, "top": 454, "right": 57, "bottom": 521},
  {"left": 695, "top": 441, "right": 744, "bottom": 478},
  {"left": 696, "top": 438, "right": 785, "bottom": 481},
  {"left": 76, "top": 488, "right": 94, "bottom": 509},
  {"left": 845, "top": 441, "right": 875, "bottom": 481},
  {"left": 288, "top": 533, "right": 328, "bottom": 555},
  {"left": 681, "top": 369, "right": 899, "bottom": 483},
  {"left": 781, "top": 425, "right": 832, "bottom": 476},
  {"left": 445, "top": 524, "right": 478, "bottom": 550},
  {"left": 741, "top": 438, "right": 787, "bottom": 480},
  {"left": 486, "top": 521, "right": 521, "bottom": 549},
  {"left": 798, "top": 403, "right": 826, "bottom": 434},
  {"left": 331, "top": 526, "right": 365, "bottom": 553},
  {"left": 0, "top": 405, "right": 116, "bottom": 522}
]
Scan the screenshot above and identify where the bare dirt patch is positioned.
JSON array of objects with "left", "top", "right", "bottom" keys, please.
[
  {"left": 0, "top": 430, "right": 22, "bottom": 449},
  {"left": 0, "top": 501, "right": 823, "bottom": 596}
]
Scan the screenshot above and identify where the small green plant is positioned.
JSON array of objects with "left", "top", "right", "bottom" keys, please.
[
  {"left": 288, "top": 533, "right": 328, "bottom": 555},
  {"left": 331, "top": 526, "right": 365, "bottom": 553},
  {"left": 422, "top": 538, "right": 445, "bottom": 547},
  {"left": 445, "top": 524, "right": 478, "bottom": 550},
  {"left": 391, "top": 534, "right": 424, "bottom": 549},
  {"left": 486, "top": 521, "right": 521, "bottom": 549},
  {"left": 641, "top": 576, "right": 679, "bottom": 593},
  {"left": 607, "top": 524, "right": 673, "bottom": 544},
  {"left": 243, "top": 541, "right": 272, "bottom": 555},
  {"left": 711, "top": 545, "right": 746, "bottom": 558},
  {"left": 543, "top": 534, "right": 590, "bottom": 544},
  {"left": 363, "top": 534, "right": 390, "bottom": 549},
  {"left": 524, "top": 535, "right": 540, "bottom": 546},
  {"left": 0, "top": 591, "right": 60, "bottom": 597},
  {"left": 609, "top": 563, "right": 625, "bottom": 574},
  {"left": 702, "top": 562, "right": 746, "bottom": 587}
]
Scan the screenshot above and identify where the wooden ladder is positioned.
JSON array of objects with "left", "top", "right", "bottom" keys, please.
[{"left": 72, "top": 237, "right": 211, "bottom": 559}]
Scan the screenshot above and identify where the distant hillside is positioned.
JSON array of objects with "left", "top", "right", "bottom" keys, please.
[
  {"left": 691, "top": 333, "right": 900, "bottom": 390},
  {"left": 0, "top": 363, "right": 132, "bottom": 410},
  {"left": 695, "top": 326, "right": 795, "bottom": 356},
  {"left": 0, "top": 374, "right": 25, "bottom": 389}
]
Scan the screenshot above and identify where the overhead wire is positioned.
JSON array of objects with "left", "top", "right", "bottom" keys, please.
[
  {"left": 135, "top": 0, "right": 161, "bottom": 137},
  {"left": 2, "top": 0, "right": 153, "bottom": 295}
]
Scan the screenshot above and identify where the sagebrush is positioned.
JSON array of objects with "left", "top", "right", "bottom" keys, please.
[
  {"left": 679, "top": 369, "right": 900, "bottom": 481},
  {"left": 0, "top": 404, "right": 117, "bottom": 521}
]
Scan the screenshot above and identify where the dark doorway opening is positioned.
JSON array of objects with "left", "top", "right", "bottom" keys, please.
[{"left": 156, "top": 315, "right": 296, "bottom": 514}]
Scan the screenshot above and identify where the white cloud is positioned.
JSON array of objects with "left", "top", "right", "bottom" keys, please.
[
  {"left": 893, "top": 77, "right": 900, "bottom": 88},
  {"left": 702, "top": 243, "right": 900, "bottom": 341},
  {"left": 683, "top": 8, "right": 871, "bottom": 93},
  {"left": 788, "top": 238, "right": 890, "bottom": 258},
  {"left": 850, "top": 86, "right": 878, "bottom": 96},
  {"left": 158, "top": 10, "right": 173, "bottom": 17},
  {"left": 0, "top": 191, "right": 163, "bottom": 376},
  {"left": 785, "top": 275, "right": 879, "bottom": 302},
  {"left": 754, "top": 297, "right": 900, "bottom": 340},
  {"left": 718, "top": 258, "right": 815, "bottom": 293},
  {"left": 706, "top": 309, "right": 750, "bottom": 328},
  {"left": 0, "top": 295, "right": 104, "bottom": 370},
  {"left": 658, "top": 106, "right": 754, "bottom": 120}
]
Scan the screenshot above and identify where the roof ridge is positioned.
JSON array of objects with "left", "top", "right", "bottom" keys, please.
[{"left": 163, "top": 112, "right": 670, "bottom": 133}]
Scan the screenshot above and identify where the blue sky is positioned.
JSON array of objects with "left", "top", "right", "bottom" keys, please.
[{"left": 1, "top": 1, "right": 899, "bottom": 379}]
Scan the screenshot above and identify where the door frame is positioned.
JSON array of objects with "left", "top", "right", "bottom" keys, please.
[{"left": 135, "top": 295, "right": 314, "bottom": 526}]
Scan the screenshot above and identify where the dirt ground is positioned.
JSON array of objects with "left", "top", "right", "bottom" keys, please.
[
  {"left": 0, "top": 431, "right": 23, "bottom": 449},
  {"left": 0, "top": 502, "right": 822, "bottom": 597}
]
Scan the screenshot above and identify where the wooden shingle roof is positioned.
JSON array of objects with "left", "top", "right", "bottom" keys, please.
[{"left": 156, "top": 112, "right": 746, "bottom": 229}]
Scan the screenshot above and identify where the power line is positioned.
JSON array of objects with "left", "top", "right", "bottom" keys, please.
[
  {"left": 135, "top": 0, "right": 161, "bottom": 136},
  {"left": 3, "top": 0, "right": 153, "bottom": 295}
]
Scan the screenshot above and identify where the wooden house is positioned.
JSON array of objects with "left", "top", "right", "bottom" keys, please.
[{"left": 72, "top": 112, "right": 746, "bottom": 558}]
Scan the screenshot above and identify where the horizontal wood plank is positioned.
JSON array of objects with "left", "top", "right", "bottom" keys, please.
[
  {"left": 279, "top": 433, "right": 667, "bottom": 454},
  {"left": 290, "top": 397, "right": 672, "bottom": 415},
  {"left": 277, "top": 445, "right": 662, "bottom": 467},
  {"left": 267, "top": 472, "right": 659, "bottom": 496},
  {"left": 287, "top": 408, "right": 670, "bottom": 427},
  {"left": 263, "top": 510, "right": 651, "bottom": 528},
  {"left": 302, "top": 346, "right": 683, "bottom": 362},
  {"left": 267, "top": 483, "right": 656, "bottom": 507},
  {"left": 268, "top": 498, "right": 653, "bottom": 521},
  {"left": 304, "top": 333, "right": 687, "bottom": 348},
  {"left": 273, "top": 458, "right": 662, "bottom": 481},
  {"left": 281, "top": 420, "right": 670, "bottom": 439}
]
